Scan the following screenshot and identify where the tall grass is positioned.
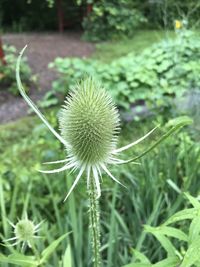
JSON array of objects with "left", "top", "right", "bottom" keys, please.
[{"left": 0, "top": 117, "right": 199, "bottom": 266}]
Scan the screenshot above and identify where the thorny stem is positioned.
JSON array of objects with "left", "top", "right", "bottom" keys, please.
[{"left": 88, "top": 178, "right": 101, "bottom": 267}]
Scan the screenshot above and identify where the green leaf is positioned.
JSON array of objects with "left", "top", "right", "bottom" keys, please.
[
  {"left": 189, "top": 216, "right": 200, "bottom": 243},
  {"left": 131, "top": 249, "right": 151, "bottom": 264},
  {"left": 184, "top": 192, "right": 200, "bottom": 208},
  {"left": 153, "top": 257, "right": 180, "bottom": 267},
  {"left": 0, "top": 253, "right": 37, "bottom": 267},
  {"left": 165, "top": 116, "right": 193, "bottom": 128},
  {"left": 122, "top": 263, "right": 151, "bottom": 267},
  {"left": 123, "top": 117, "right": 192, "bottom": 164},
  {"left": 144, "top": 226, "right": 176, "bottom": 257},
  {"left": 131, "top": 248, "right": 151, "bottom": 264},
  {"left": 63, "top": 244, "right": 72, "bottom": 267},
  {"left": 163, "top": 208, "right": 198, "bottom": 225},
  {"left": 40, "top": 232, "right": 70, "bottom": 264},
  {"left": 166, "top": 179, "right": 181, "bottom": 194},
  {"left": 145, "top": 225, "right": 188, "bottom": 242},
  {"left": 180, "top": 237, "right": 200, "bottom": 267}
]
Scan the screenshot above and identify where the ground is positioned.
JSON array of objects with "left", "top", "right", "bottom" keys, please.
[
  {"left": 0, "top": 32, "right": 94, "bottom": 123},
  {"left": 0, "top": 30, "right": 172, "bottom": 124}
]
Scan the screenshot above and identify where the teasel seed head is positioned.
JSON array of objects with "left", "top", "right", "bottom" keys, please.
[
  {"left": 4, "top": 213, "right": 43, "bottom": 248},
  {"left": 15, "top": 219, "right": 35, "bottom": 242},
  {"left": 59, "top": 77, "right": 120, "bottom": 166}
]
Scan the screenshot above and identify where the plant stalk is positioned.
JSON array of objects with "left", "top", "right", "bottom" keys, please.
[{"left": 88, "top": 179, "right": 101, "bottom": 267}]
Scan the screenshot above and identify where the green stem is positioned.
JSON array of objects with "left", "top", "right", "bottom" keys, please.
[
  {"left": 88, "top": 179, "right": 101, "bottom": 267},
  {"left": 0, "top": 175, "right": 8, "bottom": 237},
  {"left": 30, "top": 241, "right": 40, "bottom": 265}
]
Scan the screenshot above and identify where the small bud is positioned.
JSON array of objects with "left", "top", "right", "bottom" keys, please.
[
  {"left": 4, "top": 214, "right": 43, "bottom": 248},
  {"left": 14, "top": 219, "right": 35, "bottom": 242}
]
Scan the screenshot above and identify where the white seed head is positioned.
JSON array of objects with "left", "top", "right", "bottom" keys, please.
[{"left": 59, "top": 77, "right": 120, "bottom": 166}]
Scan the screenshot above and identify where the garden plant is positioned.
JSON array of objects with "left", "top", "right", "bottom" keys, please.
[
  {"left": 0, "top": 44, "right": 194, "bottom": 267},
  {"left": 0, "top": 45, "right": 31, "bottom": 95},
  {"left": 0, "top": 3, "right": 200, "bottom": 266}
]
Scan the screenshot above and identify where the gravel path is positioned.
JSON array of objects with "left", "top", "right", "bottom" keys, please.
[{"left": 0, "top": 32, "right": 94, "bottom": 124}]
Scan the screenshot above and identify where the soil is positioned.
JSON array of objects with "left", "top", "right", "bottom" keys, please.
[{"left": 0, "top": 32, "right": 94, "bottom": 124}]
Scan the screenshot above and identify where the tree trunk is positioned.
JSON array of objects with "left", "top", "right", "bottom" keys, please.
[
  {"left": 57, "top": 0, "right": 64, "bottom": 33},
  {"left": 0, "top": 36, "right": 6, "bottom": 65}
]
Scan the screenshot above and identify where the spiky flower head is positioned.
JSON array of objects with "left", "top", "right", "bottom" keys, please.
[
  {"left": 59, "top": 78, "right": 120, "bottom": 166},
  {"left": 4, "top": 213, "right": 43, "bottom": 249},
  {"left": 15, "top": 219, "right": 35, "bottom": 242}
]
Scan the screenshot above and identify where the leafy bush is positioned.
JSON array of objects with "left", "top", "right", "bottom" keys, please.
[
  {"left": 0, "top": 0, "right": 60, "bottom": 31},
  {"left": 138, "top": 0, "right": 200, "bottom": 29},
  {"left": 0, "top": 45, "right": 32, "bottom": 95},
  {"left": 49, "top": 31, "right": 200, "bottom": 117},
  {"left": 82, "top": 0, "right": 147, "bottom": 41}
]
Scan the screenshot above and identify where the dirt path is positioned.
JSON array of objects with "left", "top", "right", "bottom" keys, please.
[{"left": 0, "top": 32, "right": 94, "bottom": 124}]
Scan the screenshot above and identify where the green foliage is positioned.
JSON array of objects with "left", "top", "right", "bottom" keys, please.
[
  {"left": 124, "top": 193, "right": 200, "bottom": 267},
  {"left": 0, "top": 253, "right": 37, "bottom": 267},
  {"left": 0, "top": 0, "right": 83, "bottom": 32},
  {"left": 49, "top": 31, "right": 200, "bottom": 117},
  {"left": 0, "top": 45, "right": 32, "bottom": 95},
  {"left": 0, "top": 111, "right": 200, "bottom": 266},
  {"left": 82, "top": 0, "right": 147, "bottom": 41},
  {"left": 1, "top": 28, "right": 200, "bottom": 266},
  {"left": 0, "top": 0, "right": 58, "bottom": 31},
  {"left": 142, "top": 0, "right": 200, "bottom": 29},
  {"left": 1, "top": 0, "right": 200, "bottom": 34},
  {"left": 0, "top": 233, "right": 70, "bottom": 266}
]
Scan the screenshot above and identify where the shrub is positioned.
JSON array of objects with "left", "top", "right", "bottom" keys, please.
[
  {"left": 49, "top": 31, "right": 200, "bottom": 117},
  {"left": 0, "top": 45, "right": 31, "bottom": 95},
  {"left": 82, "top": 0, "right": 147, "bottom": 41}
]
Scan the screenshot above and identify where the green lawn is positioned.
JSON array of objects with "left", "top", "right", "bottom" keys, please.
[{"left": 92, "top": 30, "right": 175, "bottom": 62}]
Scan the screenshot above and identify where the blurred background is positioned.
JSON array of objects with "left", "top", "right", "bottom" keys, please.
[{"left": 0, "top": 0, "right": 200, "bottom": 266}]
